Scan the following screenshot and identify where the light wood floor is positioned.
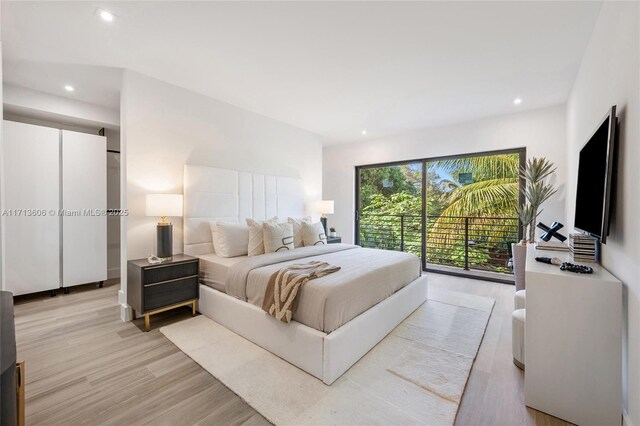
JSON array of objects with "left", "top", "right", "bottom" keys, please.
[
  {"left": 13, "top": 275, "right": 569, "bottom": 426},
  {"left": 13, "top": 281, "right": 270, "bottom": 426},
  {"left": 430, "top": 276, "right": 570, "bottom": 426}
]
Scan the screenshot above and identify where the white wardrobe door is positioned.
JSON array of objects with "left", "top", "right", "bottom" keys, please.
[
  {"left": 2, "top": 121, "right": 60, "bottom": 295},
  {"left": 62, "top": 130, "right": 107, "bottom": 286}
]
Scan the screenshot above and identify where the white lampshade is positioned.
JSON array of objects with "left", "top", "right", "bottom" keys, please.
[
  {"left": 146, "top": 194, "right": 183, "bottom": 218},
  {"left": 316, "top": 200, "right": 335, "bottom": 215}
]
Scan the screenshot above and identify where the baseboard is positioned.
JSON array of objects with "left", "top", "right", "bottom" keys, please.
[
  {"left": 623, "top": 410, "right": 635, "bottom": 426},
  {"left": 120, "top": 303, "right": 132, "bottom": 322}
]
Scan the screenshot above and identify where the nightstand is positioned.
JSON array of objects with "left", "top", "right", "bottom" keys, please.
[
  {"left": 127, "top": 254, "right": 199, "bottom": 332},
  {"left": 327, "top": 236, "right": 342, "bottom": 244}
]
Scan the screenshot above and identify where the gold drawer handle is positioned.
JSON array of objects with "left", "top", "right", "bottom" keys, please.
[
  {"left": 145, "top": 261, "right": 198, "bottom": 270},
  {"left": 144, "top": 274, "right": 199, "bottom": 287}
]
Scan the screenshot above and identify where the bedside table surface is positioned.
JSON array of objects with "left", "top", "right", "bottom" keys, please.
[{"left": 129, "top": 254, "right": 198, "bottom": 268}]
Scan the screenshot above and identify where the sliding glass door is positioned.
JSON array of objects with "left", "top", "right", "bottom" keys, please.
[{"left": 355, "top": 149, "right": 524, "bottom": 282}]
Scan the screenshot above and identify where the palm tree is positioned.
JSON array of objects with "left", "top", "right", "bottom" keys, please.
[
  {"left": 438, "top": 178, "right": 519, "bottom": 218},
  {"left": 428, "top": 154, "right": 520, "bottom": 244},
  {"left": 436, "top": 154, "right": 520, "bottom": 182}
]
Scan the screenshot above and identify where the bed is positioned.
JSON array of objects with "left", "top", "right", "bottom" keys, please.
[
  {"left": 184, "top": 165, "right": 428, "bottom": 385},
  {"left": 198, "top": 252, "right": 246, "bottom": 292}
]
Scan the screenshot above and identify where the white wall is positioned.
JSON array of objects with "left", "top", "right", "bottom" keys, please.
[
  {"left": 565, "top": 3, "right": 639, "bottom": 424},
  {"left": 121, "top": 70, "right": 323, "bottom": 316},
  {"left": 323, "top": 105, "right": 567, "bottom": 243}
]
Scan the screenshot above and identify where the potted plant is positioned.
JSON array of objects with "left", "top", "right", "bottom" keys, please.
[
  {"left": 512, "top": 157, "right": 557, "bottom": 290},
  {"left": 329, "top": 227, "right": 337, "bottom": 237}
]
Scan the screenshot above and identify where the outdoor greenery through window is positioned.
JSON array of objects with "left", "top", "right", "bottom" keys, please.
[{"left": 357, "top": 152, "right": 522, "bottom": 275}]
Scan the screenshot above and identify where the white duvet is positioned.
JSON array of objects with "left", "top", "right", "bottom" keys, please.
[{"left": 225, "top": 244, "right": 421, "bottom": 333}]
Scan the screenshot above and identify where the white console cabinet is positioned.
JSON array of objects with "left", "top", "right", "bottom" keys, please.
[{"left": 525, "top": 247, "right": 622, "bottom": 426}]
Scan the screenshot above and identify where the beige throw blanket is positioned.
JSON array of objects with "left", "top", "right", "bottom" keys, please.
[{"left": 262, "top": 261, "right": 341, "bottom": 323}]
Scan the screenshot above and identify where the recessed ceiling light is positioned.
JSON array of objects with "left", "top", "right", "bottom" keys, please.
[
  {"left": 362, "top": 130, "right": 367, "bottom": 135},
  {"left": 513, "top": 98, "right": 522, "bottom": 105},
  {"left": 64, "top": 85, "right": 75, "bottom": 92},
  {"left": 95, "top": 8, "right": 116, "bottom": 22}
]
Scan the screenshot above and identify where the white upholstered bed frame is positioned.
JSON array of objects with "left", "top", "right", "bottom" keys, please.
[{"left": 183, "top": 164, "right": 428, "bottom": 385}]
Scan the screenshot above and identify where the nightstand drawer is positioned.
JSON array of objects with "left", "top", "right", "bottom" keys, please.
[
  {"left": 144, "top": 275, "right": 198, "bottom": 311},
  {"left": 143, "top": 261, "right": 198, "bottom": 285}
]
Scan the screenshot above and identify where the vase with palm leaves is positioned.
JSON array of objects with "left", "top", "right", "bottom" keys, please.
[
  {"left": 513, "top": 157, "right": 557, "bottom": 290},
  {"left": 516, "top": 157, "right": 558, "bottom": 244}
]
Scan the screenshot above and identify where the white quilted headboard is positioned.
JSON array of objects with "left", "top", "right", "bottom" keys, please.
[{"left": 183, "top": 165, "right": 305, "bottom": 255}]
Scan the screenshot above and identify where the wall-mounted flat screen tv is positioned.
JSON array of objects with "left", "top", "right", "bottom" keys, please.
[{"left": 574, "top": 105, "right": 617, "bottom": 244}]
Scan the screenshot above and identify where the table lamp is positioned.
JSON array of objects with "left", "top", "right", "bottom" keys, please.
[
  {"left": 146, "top": 194, "right": 183, "bottom": 259},
  {"left": 316, "top": 200, "right": 334, "bottom": 234}
]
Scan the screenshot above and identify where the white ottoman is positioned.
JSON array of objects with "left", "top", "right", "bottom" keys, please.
[
  {"left": 515, "top": 290, "right": 526, "bottom": 310},
  {"left": 512, "top": 308, "right": 525, "bottom": 370}
]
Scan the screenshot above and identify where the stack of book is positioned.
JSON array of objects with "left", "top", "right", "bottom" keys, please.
[
  {"left": 535, "top": 241, "right": 569, "bottom": 252},
  {"left": 569, "top": 233, "right": 598, "bottom": 263}
]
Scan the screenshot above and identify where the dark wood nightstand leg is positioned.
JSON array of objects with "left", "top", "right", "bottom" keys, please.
[
  {"left": 192, "top": 300, "right": 196, "bottom": 316},
  {"left": 132, "top": 309, "right": 136, "bottom": 320},
  {"left": 144, "top": 314, "right": 150, "bottom": 332}
]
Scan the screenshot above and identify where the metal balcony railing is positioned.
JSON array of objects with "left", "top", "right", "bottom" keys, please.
[{"left": 358, "top": 213, "right": 519, "bottom": 274}]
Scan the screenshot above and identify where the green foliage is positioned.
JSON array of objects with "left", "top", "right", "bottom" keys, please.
[
  {"left": 438, "top": 178, "right": 518, "bottom": 218},
  {"left": 360, "top": 193, "right": 422, "bottom": 255},
  {"left": 426, "top": 240, "right": 492, "bottom": 270},
  {"left": 433, "top": 154, "right": 519, "bottom": 217},
  {"left": 437, "top": 154, "right": 520, "bottom": 181},
  {"left": 359, "top": 166, "right": 419, "bottom": 211},
  {"left": 426, "top": 168, "right": 454, "bottom": 216},
  {"left": 429, "top": 154, "right": 519, "bottom": 247},
  {"left": 358, "top": 153, "right": 522, "bottom": 273},
  {"left": 363, "top": 193, "right": 421, "bottom": 216}
]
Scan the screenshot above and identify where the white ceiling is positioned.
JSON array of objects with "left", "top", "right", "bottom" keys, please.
[{"left": 2, "top": 1, "right": 601, "bottom": 144}]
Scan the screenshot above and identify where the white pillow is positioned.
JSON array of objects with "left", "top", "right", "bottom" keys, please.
[
  {"left": 246, "top": 217, "right": 279, "bottom": 256},
  {"left": 209, "top": 221, "right": 222, "bottom": 253},
  {"left": 209, "top": 221, "right": 249, "bottom": 258},
  {"left": 301, "top": 222, "right": 327, "bottom": 246},
  {"left": 287, "top": 216, "right": 312, "bottom": 248},
  {"left": 263, "top": 222, "right": 295, "bottom": 253}
]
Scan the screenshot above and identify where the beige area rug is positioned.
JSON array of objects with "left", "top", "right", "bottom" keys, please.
[{"left": 160, "top": 288, "right": 494, "bottom": 426}]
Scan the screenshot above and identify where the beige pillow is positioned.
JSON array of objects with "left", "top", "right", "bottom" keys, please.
[
  {"left": 263, "top": 222, "right": 295, "bottom": 253},
  {"left": 246, "top": 217, "right": 278, "bottom": 256},
  {"left": 287, "top": 216, "right": 312, "bottom": 248},
  {"left": 209, "top": 221, "right": 249, "bottom": 258},
  {"left": 301, "top": 221, "right": 327, "bottom": 246}
]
